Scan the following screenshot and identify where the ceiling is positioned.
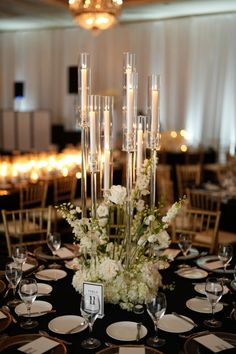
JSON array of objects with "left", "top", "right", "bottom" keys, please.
[{"left": 0, "top": 0, "right": 236, "bottom": 32}]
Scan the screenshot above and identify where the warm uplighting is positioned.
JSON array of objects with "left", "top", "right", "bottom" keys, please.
[{"left": 68, "top": 0, "right": 123, "bottom": 31}]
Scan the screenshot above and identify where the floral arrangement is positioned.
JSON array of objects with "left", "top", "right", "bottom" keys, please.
[{"left": 58, "top": 158, "right": 182, "bottom": 311}]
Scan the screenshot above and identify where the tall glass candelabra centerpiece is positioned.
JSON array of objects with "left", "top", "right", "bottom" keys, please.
[
  {"left": 122, "top": 52, "right": 138, "bottom": 269},
  {"left": 78, "top": 53, "right": 91, "bottom": 217},
  {"left": 147, "top": 74, "right": 161, "bottom": 209}
]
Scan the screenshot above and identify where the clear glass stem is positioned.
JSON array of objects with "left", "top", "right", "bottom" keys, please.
[
  {"left": 153, "top": 321, "right": 159, "bottom": 341},
  {"left": 26, "top": 305, "right": 32, "bottom": 323}
]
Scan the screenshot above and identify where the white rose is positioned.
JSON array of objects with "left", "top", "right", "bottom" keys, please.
[
  {"left": 97, "top": 204, "right": 109, "bottom": 218},
  {"left": 144, "top": 215, "right": 155, "bottom": 225},
  {"left": 108, "top": 185, "right": 127, "bottom": 205}
]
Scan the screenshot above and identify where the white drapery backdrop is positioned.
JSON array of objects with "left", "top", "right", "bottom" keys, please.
[{"left": 0, "top": 13, "right": 236, "bottom": 155}]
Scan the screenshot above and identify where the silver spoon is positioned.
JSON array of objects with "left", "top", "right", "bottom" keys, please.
[{"left": 1, "top": 305, "right": 17, "bottom": 323}]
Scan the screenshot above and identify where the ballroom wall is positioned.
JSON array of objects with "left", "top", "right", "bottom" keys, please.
[{"left": 0, "top": 13, "right": 236, "bottom": 154}]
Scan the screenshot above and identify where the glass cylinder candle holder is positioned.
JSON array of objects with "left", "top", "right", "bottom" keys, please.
[
  {"left": 101, "top": 96, "right": 114, "bottom": 192},
  {"left": 123, "top": 71, "right": 138, "bottom": 152},
  {"left": 78, "top": 53, "right": 91, "bottom": 128},
  {"left": 88, "top": 95, "right": 101, "bottom": 173},
  {"left": 136, "top": 115, "right": 146, "bottom": 177},
  {"left": 147, "top": 74, "right": 161, "bottom": 150}
]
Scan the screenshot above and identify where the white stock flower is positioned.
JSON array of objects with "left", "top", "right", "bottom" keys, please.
[
  {"left": 136, "top": 199, "right": 145, "bottom": 211},
  {"left": 144, "top": 215, "right": 155, "bottom": 225},
  {"left": 162, "top": 202, "right": 180, "bottom": 224},
  {"left": 108, "top": 185, "right": 127, "bottom": 205}
]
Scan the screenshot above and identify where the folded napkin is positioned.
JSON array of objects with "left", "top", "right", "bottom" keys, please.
[
  {"left": 119, "top": 347, "right": 145, "bottom": 354},
  {"left": 205, "top": 260, "right": 224, "bottom": 270},
  {"left": 18, "top": 336, "right": 59, "bottom": 353},
  {"left": 0, "top": 311, "right": 7, "bottom": 320},
  {"left": 55, "top": 247, "right": 74, "bottom": 258},
  {"left": 22, "top": 263, "right": 35, "bottom": 272},
  {"left": 194, "top": 334, "right": 234, "bottom": 353},
  {"left": 160, "top": 248, "right": 181, "bottom": 260}
]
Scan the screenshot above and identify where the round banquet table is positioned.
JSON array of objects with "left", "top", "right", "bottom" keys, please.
[{"left": 0, "top": 246, "right": 235, "bottom": 354}]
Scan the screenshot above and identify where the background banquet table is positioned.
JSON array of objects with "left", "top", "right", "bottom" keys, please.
[{"left": 0, "top": 246, "right": 235, "bottom": 354}]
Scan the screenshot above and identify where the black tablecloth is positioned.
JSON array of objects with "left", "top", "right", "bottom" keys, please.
[{"left": 0, "top": 249, "right": 236, "bottom": 354}]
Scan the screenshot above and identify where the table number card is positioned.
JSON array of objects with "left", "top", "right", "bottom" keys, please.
[{"left": 83, "top": 282, "right": 104, "bottom": 318}]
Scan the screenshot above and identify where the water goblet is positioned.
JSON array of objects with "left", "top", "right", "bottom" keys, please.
[
  {"left": 217, "top": 243, "right": 233, "bottom": 282},
  {"left": 80, "top": 293, "right": 101, "bottom": 349},
  {"left": 204, "top": 277, "right": 223, "bottom": 328},
  {"left": 12, "top": 246, "right": 28, "bottom": 270},
  {"left": 177, "top": 233, "right": 192, "bottom": 268},
  {"left": 5, "top": 262, "right": 22, "bottom": 307},
  {"left": 47, "top": 232, "right": 61, "bottom": 268},
  {"left": 146, "top": 292, "right": 167, "bottom": 348},
  {"left": 18, "top": 278, "right": 38, "bottom": 329}
]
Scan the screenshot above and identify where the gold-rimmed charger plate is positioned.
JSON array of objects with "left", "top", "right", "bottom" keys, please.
[
  {"left": 97, "top": 346, "right": 163, "bottom": 354},
  {"left": 184, "top": 332, "right": 236, "bottom": 354},
  {"left": 0, "top": 334, "right": 67, "bottom": 353},
  {"left": 0, "top": 280, "right": 6, "bottom": 294},
  {"left": 0, "top": 309, "right": 12, "bottom": 333}
]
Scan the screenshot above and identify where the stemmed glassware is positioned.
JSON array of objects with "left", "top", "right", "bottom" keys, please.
[
  {"left": 12, "top": 246, "right": 28, "bottom": 270},
  {"left": 47, "top": 232, "right": 61, "bottom": 268},
  {"left": 5, "top": 262, "right": 22, "bottom": 307},
  {"left": 204, "top": 277, "right": 223, "bottom": 328},
  {"left": 217, "top": 243, "right": 233, "bottom": 282},
  {"left": 177, "top": 234, "right": 192, "bottom": 268},
  {"left": 80, "top": 293, "right": 101, "bottom": 349},
  {"left": 18, "top": 278, "right": 38, "bottom": 329},
  {"left": 146, "top": 292, "right": 167, "bottom": 348}
]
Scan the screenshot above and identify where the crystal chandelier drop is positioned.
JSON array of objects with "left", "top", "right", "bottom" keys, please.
[{"left": 69, "top": 0, "right": 123, "bottom": 31}]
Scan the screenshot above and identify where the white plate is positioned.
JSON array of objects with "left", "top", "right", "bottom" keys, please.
[
  {"left": 177, "top": 268, "right": 208, "bottom": 279},
  {"left": 196, "top": 255, "right": 235, "bottom": 274},
  {"left": 186, "top": 298, "right": 223, "bottom": 313},
  {"left": 35, "top": 269, "right": 67, "bottom": 281},
  {"left": 158, "top": 314, "right": 195, "bottom": 333},
  {"left": 15, "top": 300, "right": 52, "bottom": 317},
  {"left": 37, "top": 283, "right": 53, "bottom": 295},
  {"left": 106, "top": 321, "right": 147, "bottom": 341},
  {"left": 48, "top": 315, "right": 87, "bottom": 334},
  {"left": 176, "top": 247, "right": 199, "bottom": 260},
  {"left": 194, "top": 283, "right": 229, "bottom": 296}
]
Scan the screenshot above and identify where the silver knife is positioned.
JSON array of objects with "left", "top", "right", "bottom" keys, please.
[
  {"left": 172, "top": 312, "right": 198, "bottom": 327},
  {"left": 136, "top": 322, "right": 142, "bottom": 341}
]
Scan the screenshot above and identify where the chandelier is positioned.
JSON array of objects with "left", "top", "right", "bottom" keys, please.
[{"left": 68, "top": 0, "right": 123, "bottom": 31}]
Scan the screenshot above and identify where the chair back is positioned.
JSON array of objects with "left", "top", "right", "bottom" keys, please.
[
  {"left": 19, "top": 181, "right": 48, "bottom": 209},
  {"left": 186, "top": 188, "right": 221, "bottom": 211},
  {"left": 172, "top": 208, "right": 221, "bottom": 254},
  {"left": 156, "top": 164, "right": 174, "bottom": 208},
  {"left": 1, "top": 206, "right": 52, "bottom": 256},
  {"left": 176, "top": 164, "right": 201, "bottom": 198},
  {"left": 53, "top": 175, "right": 77, "bottom": 205}
]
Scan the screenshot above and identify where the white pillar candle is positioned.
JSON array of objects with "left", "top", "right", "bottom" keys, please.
[
  {"left": 104, "top": 150, "right": 110, "bottom": 191},
  {"left": 89, "top": 111, "right": 96, "bottom": 155},
  {"left": 151, "top": 89, "right": 159, "bottom": 133},
  {"left": 136, "top": 123, "right": 143, "bottom": 174},
  {"left": 104, "top": 110, "right": 110, "bottom": 149},
  {"left": 81, "top": 68, "right": 87, "bottom": 111},
  {"left": 127, "top": 88, "right": 134, "bottom": 134}
]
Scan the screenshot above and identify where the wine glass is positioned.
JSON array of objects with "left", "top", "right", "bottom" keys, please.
[
  {"left": 218, "top": 243, "right": 233, "bottom": 282},
  {"left": 204, "top": 277, "right": 223, "bottom": 328},
  {"left": 18, "top": 278, "right": 38, "bottom": 329},
  {"left": 5, "top": 262, "right": 22, "bottom": 307},
  {"left": 47, "top": 232, "right": 61, "bottom": 268},
  {"left": 80, "top": 293, "right": 101, "bottom": 349},
  {"left": 177, "top": 233, "right": 192, "bottom": 268},
  {"left": 12, "top": 246, "right": 28, "bottom": 270},
  {"left": 146, "top": 292, "right": 167, "bottom": 347}
]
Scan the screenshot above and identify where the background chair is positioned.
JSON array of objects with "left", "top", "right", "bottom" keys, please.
[
  {"left": 186, "top": 188, "right": 221, "bottom": 211},
  {"left": 176, "top": 164, "right": 202, "bottom": 198},
  {"left": 19, "top": 180, "right": 48, "bottom": 209},
  {"left": 1, "top": 206, "right": 52, "bottom": 256},
  {"left": 172, "top": 208, "right": 221, "bottom": 254},
  {"left": 53, "top": 175, "right": 77, "bottom": 205}
]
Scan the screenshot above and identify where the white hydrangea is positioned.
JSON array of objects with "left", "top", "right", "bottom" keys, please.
[{"left": 98, "top": 258, "right": 120, "bottom": 281}]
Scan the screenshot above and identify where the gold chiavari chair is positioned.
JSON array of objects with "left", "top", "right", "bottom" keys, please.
[
  {"left": 186, "top": 188, "right": 221, "bottom": 212},
  {"left": 19, "top": 180, "right": 48, "bottom": 209},
  {"left": 176, "top": 164, "right": 201, "bottom": 198}
]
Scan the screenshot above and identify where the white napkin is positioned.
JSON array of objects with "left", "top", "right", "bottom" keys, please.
[
  {"left": 22, "top": 263, "right": 35, "bottom": 272},
  {"left": 205, "top": 260, "right": 224, "bottom": 270},
  {"left": 119, "top": 347, "right": 145, "bottom": 354},
  {"left": 18, "top": 337, "right": 59, "bottom": 354},
  {"left": 194, "top": 334, "right": 234, "bottom": 353},
  {"left": 55, "top": 247, "right": 74, "bottom": 258},
  {"left": 160, "top": 248, "right": 181, "bottom": 260},
  {"left": 0, "top": 311, "right": 7, "bottom": 319}
]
